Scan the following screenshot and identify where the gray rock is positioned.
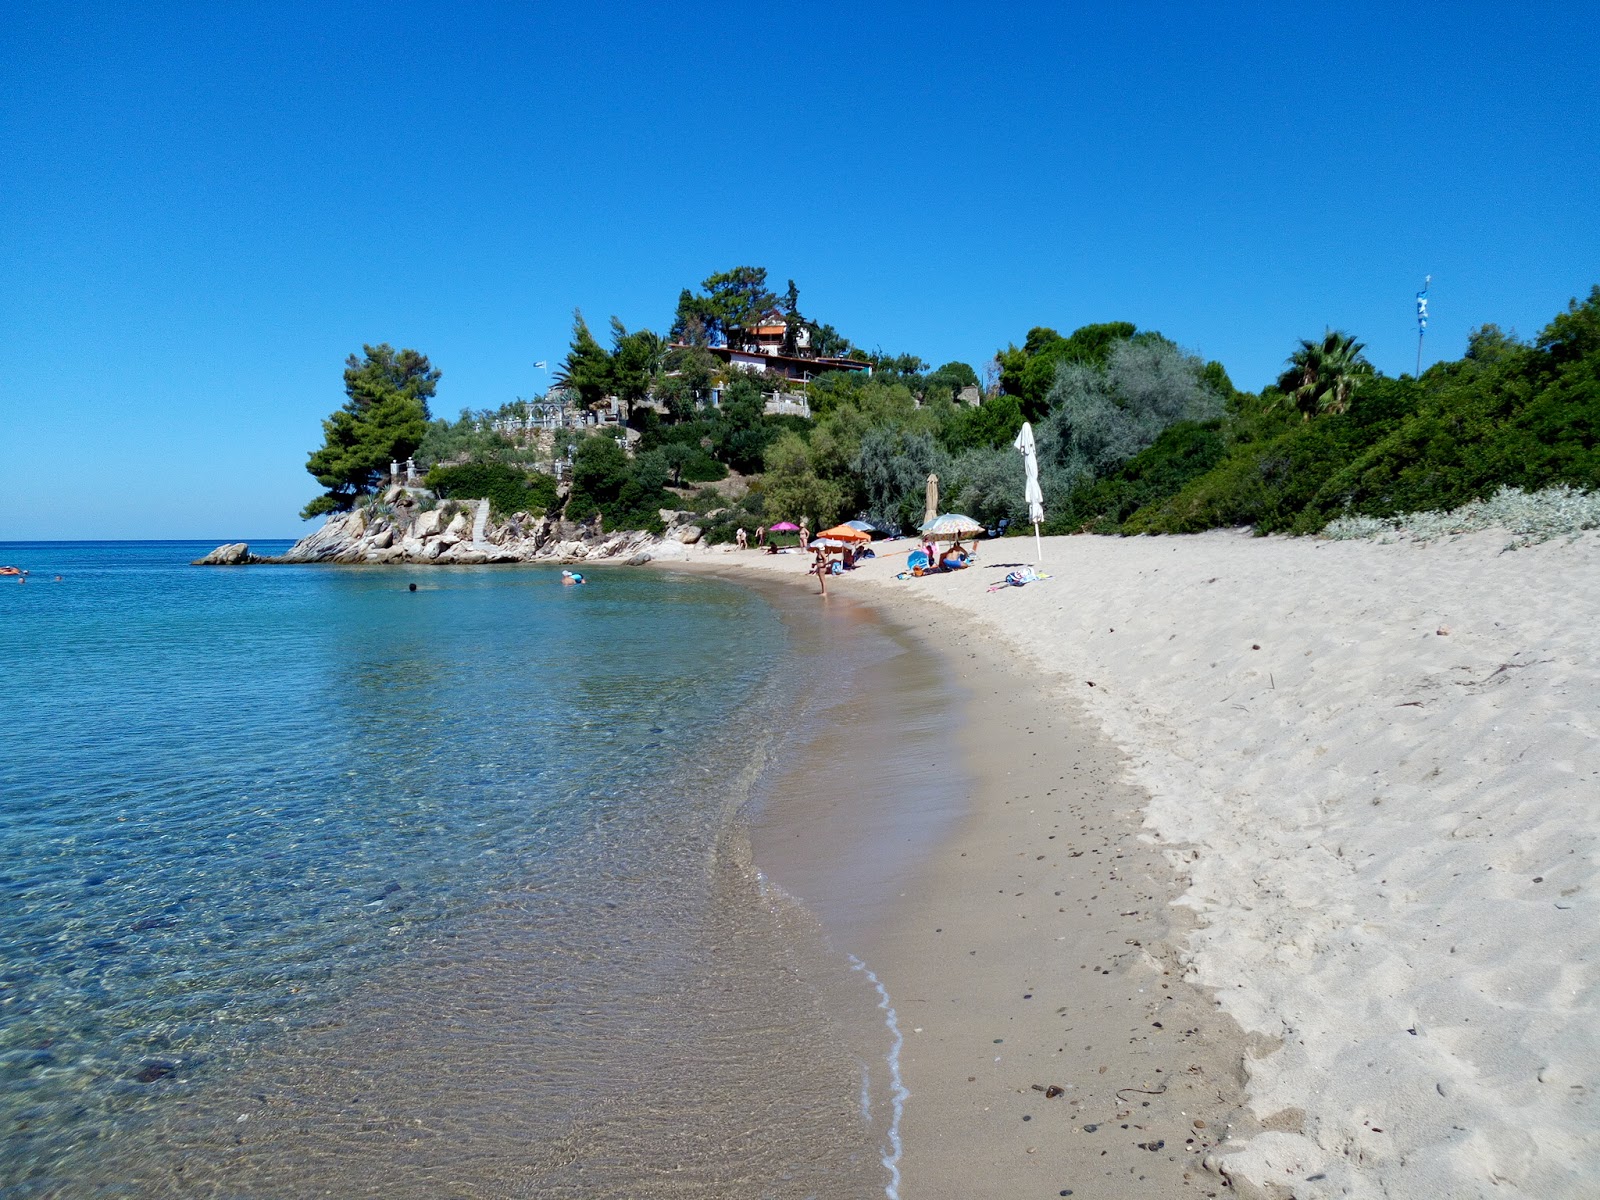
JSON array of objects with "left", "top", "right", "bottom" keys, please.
[
  {"left": 674, "top": 525, "right": 703, "bottom": 545},
  {"left": 626, "top": 552, "right": 652, "bottom": 565},
  {"left": 192, "top": 542, "right": 254, "bottom": 566},
  {"left": 369, "top": 528, "right": 393, "bottom": 549},
  {"left": 277, "top": 510, "right": 368, "bottom": 562},
  {"left": 440, "top": 510, "right": 471, "bottom": 546},
  {"left": 412, "top": 510, "right": 443, "bottom": 540}
]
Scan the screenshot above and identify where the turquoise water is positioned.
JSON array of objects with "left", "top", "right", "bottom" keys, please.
[{"left": 0, "top": 542, "right": 912, "bottom": 1196}]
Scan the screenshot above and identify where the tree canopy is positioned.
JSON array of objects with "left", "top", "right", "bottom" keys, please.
[
  {"left": 1276, "top": 329, "right": 1373, "bottom": 419},
  {"left": 670, "top": 266, "right": 778, "bottom": 346},
  {"left": 302, "top": 344, "right": 439, "bottom": 517},
  {"left": 554, "top": 310, "right": 613, "bottom": 410}
]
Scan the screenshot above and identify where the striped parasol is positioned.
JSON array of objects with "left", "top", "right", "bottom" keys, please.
[{"left": 919, "top": 513, "right": 983, "bottom": 541}]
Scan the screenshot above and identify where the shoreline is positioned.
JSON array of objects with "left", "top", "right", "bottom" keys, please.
[
  {"left": 662, "top": 527, "right": 1600, "bottom": 1199},
  {"left": 667, "top": 559, "right": 1261, "bottom": 1198}
]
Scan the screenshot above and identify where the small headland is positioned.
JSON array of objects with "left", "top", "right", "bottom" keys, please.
[{"left": 192, "top": 489, "right": 705, "bottom": 567}]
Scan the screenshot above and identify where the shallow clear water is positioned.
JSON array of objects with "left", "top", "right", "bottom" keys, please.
[{"left": 0, "top": 542, "right": 955, "bottom": 1197}]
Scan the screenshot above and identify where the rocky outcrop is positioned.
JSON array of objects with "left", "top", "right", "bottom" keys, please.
[
  {"left": 196, "top": 500, "right": 685, "bottom": 568},
  {"left": 191, "top": 542, "right": 258, "bottom": 565}
]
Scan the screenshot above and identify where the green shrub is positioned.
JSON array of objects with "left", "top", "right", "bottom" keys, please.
[
  {"left": 425, "top": 461, "right": 559, "bottom": 517},
  {"left": 1046, "top": 419, "right": 1227, "bottom": 533},
  {"left": 564, "top": 436, "right": 671, "bottom": 533},
  {"left": 680, "top": 452, "right": 728, "bottom": 482}
]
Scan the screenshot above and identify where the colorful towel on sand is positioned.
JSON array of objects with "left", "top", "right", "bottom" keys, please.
[{"left": 987, "top": 567, "right": 1050, "bottom": 592}]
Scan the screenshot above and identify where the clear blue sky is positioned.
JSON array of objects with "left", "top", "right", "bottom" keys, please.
[{"left": 4, "top": 2, "right": 1596, "bottom": 539}]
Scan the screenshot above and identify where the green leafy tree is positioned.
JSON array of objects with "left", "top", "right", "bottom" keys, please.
[
  {"left": 763, "top": 431, "right": 844, "bottom": 526},
  {"left": 926, "top": 360, "right": 980, "bottom": 395},
  {"left": 782, "top": 278, "right": 802, "bottom": 355},
  {"left": 868, "top": 351, "right": 929, "bottom": 376},
  {"left": 555, "top": 310, "right": 614, "bottom": 410},
  {"left": 854, "top": 427, "right": 948, "bottom": 530},
  {"left": 669, "top": 288, "right": 719, "bottom": 346},
  {"left": 669, "top": 267, "right": 780, "bottom": 347},
  {"left": 809, "top": 322, "right": 855, "bottom": 358},
  {"left": 564, "top": 434, "right": 631, "bottom": 521},
  {"left": 1537, "top": 285, "right": 1600, "bottom": 363},
  {"left": 610, "top": 319, "right": 664, "bottom": 421},
  {"left": 702, "top": 266, "right": 778, "bottom": 338},
  {"left": 1464, "top": 324, "right": 1526, "bottom": 365},
  {"left": 1276, "top": 329, "right": 1374, "bottom": 419},
  {"left": 714, "top": 374, "right": 778, "bottom": 473},
  {"left": 302, "top": 344, "right": 440, "bottom": 517},
  {"left": 1039, "top": 338, "right": 1223, "bottom": 496},
  {"left": 998, "top": 322, "right": 1137, "bottom": 421},
  {"left": 659, "top": 441, "right": 695, "bottom": 486},
  {"left": 938, "top": 392, "right": 1025, "bottom": 453}
]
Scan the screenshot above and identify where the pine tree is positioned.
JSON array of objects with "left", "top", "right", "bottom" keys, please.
[{"left": 302, "top": 345, "right": 439, "bottom": 517}]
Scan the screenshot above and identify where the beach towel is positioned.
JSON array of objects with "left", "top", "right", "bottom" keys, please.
[{"left": 987, "top": 566, "right": 1050, "bottom": 592}]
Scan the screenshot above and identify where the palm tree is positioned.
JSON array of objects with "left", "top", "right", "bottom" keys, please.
[{"left": 1276, "top": 329, "right": 1373, "bottom": 419}]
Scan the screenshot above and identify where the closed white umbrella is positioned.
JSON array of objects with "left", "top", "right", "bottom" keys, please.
[{"left": 1014, "top": 421, "right": 1044, "bottom": 564}]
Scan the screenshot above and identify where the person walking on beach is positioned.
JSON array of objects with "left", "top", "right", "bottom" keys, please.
[
  {"left": 813, "top": 546, "right": 829, "bottom": 596},
  {"left": 736, "top": 527, "right": 748, "bottom": 550},
  {"left": 798, "top": 522, "right": 810, "bottom": 549},
  {"left": 755, "top": 525, "right": 766, "bottom": 547}
]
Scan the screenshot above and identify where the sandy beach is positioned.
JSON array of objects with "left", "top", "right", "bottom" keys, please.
[{"left": 664, "top": 527, "right": 1600, "bottom": 1200}]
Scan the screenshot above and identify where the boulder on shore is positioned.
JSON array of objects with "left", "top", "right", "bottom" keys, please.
[
  {"left": 440, "top": 510, "right": 471, "bottom": 546},
  {"left": 192, "top": 542, "right": 256, "bottom": 566},
  {"left": 411, "top": 510, "right": 444, "bottom": 540}
]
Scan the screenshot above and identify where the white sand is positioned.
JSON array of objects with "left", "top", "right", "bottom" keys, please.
[{"left": 686, "top": 529, "right": 1600, "bottom": 1199}]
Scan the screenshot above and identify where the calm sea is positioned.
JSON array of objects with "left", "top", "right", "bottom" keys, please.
[{"left": 0, "top": 542, "right": 960, "bottom": 1198}]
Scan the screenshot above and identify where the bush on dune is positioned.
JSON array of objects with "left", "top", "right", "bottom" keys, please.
[
  {"left": 1122, "top": 288, "right": 1600, "bottom": 535},
  {"left": 1047, "top": 420, "right": 1228, "bottom": 534}
]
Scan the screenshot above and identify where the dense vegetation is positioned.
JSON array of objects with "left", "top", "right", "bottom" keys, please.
[
  {"left": 302, "top": 278, "right": 1600, "bottom": 541},
  {"left": 1121, "top": 287, "right": 1600, "bottom": 534},
  {"left": 424, "top": 462, "right": 558, "bottom": 518}
]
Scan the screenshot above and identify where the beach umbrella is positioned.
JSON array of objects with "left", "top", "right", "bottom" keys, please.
[
  {"left": 919, "top": 512, "right": 984, "bottom": 542},
  {"left": 1014, "top": 421, "right": 1044, "bottom": 564},
  {"left": 845, "top": 519, "right": 879, "bottom": 535},
  {"left": 923, "top": 473, "right": 939, "bottom": 529},
  {"left": 816, "top": 523, "right": 871, "bottom": 544},
  {"left": 769, "top": 521, "right": 800, "bottom": 531}
]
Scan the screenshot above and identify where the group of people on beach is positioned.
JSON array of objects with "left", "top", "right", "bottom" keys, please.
[{"left": 737, "top": 523, "right": 813, "bottom": 556}]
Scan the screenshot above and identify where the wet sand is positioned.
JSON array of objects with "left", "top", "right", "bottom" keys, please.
[{"left": 671, "top": 560, "right": 1259, "bottom": 1199}]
